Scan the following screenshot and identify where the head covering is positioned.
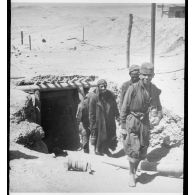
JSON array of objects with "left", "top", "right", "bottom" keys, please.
[
  {"left": 97, "top": 79, "right": 107, "bottom": 86},
  {"left": 140, "top": 62, "right": 154, "bottom": 74},
  {"left": 129, "top": 64, "right": 140, "bottom": 74}
]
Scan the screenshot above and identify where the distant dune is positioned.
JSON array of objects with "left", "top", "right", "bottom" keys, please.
[{"left": 11, "top": 3, "right": 184, "bottom": 55}]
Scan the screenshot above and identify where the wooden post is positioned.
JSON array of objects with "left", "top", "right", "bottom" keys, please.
[
  {"left": 29, "top": 35, "right": 31, "bottom": 50},
  {"left": 161, "top": 4, "right": 164, "bottom": 18},
  {"left": 126, "top": 14, "right": 133, "bottom": 68},
  {"left": 151, "top": 3, "right": 156, "bottom": 67},
  {"left": 21, "top": 31, "right": 23, "bottom": 45},
  {"left": 83, "top": 26, "right": 85, "bottom": 42},
  {"left": 34, "top": 90, "right": 41, "bottom": 125}
]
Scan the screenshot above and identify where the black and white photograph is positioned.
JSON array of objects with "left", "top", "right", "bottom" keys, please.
[{"left": 9, "top": 0, "right": 185, "bottom": 193}]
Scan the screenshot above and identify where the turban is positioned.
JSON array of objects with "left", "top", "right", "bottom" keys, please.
[
  {"left": 140, "top": 62, "right": 154, "bottom": 74},
  {"left": 97, "top": 79, "right": 107, "bottom": 86},
  {"left": 129, "top": 65, "right": 140, "bottom": 73}
]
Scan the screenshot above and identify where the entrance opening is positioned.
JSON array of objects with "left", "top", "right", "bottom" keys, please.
[{"left": 41, "top": 89, "right": 80, "bottom": 153}]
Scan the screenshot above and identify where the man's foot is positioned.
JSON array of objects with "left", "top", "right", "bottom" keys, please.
[
  {"left": 128, "top": 174, "right": 136, "bottom": 187},
  {"left": 76, "top": 147, "right": 83, "bottom": 151},
  {"left": 103, "top": 149, "right": 112, "bottom": 157},
  {"left": 95, "top": 151, "right": 104, "bottom": 156},
  {"left": 135, "top": 170, "right": 142, "bottom": 180},
  {"left": 83, "top": 144, "right": 89, "bottom": 153},
  {"left": 83, "top": 149, "right": 89, "bottom": 153}
]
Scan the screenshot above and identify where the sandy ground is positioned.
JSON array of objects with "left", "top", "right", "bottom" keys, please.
[
  {"left": 9, "top": 143, "right": 183, "bottom": 193},
  {"left": 10, "top": 3, "right": 184, "bottom": 193}
]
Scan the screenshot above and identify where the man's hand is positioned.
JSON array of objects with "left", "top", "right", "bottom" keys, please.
[
  {"left": 118, "top": 128, "right": 127, "bottom": 141},
  {"left": 150, "top": 117, "right": 161, "bottom": 126},
  {"left": 116, "top": 118, "right": 121, "bottom": 128}
]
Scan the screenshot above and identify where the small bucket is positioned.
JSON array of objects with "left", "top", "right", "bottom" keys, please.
[{"left": 65, "top": 156, "right": 91, "bottom": 172}]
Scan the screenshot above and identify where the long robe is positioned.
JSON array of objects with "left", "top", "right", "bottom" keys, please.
[
  {"left": 120, "top": 80, "right": 162, "bottom": 159},
  {"left": 88, "top": 89, "right": 119, "bottom": 152}
]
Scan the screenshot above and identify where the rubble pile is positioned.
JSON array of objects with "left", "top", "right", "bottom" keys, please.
[
  {"left": 10, "top": 89, "right": 48, "bottom": 153},
  {"left": 107, "top": 81, "right": 121, "bottom": 106},
  {"left": 16, "top": 75, "right": 97, "bottom": 86},
  {"left": 10, "top": 121, "right": 44, "bottom": 145},
  {"left": 10, "top": 89, "right": 36, "bottom": 123},
  {"left": 10, "top": 121, "right": 48, "bottom": 154},
  {"left": 149, "top": 108, "right": 184, "bottom": 148}
]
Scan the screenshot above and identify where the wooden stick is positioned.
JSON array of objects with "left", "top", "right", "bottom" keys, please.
[
  {"left": 151, "top": 3, "right": 156, "bottom": 66},
  {"left": 11, "top": 76, "right": 25, "bottom": 79},
  {"left": 83, "top": 26, "right": 85, "bottom": 42},
  {"left": 126, "top": 14, "right": 133, "bottom": 68},
  {"left": 29, "top": 35, "right": 31, "bottom": 50},
  {"left": 34, "top": 90, "right": 41, "bottom": 125},
  {"left": 161, "top": 4, "right": 164, "bottom": 18},
  {"left": 21, "top": 31, "right": 23, "bottom": 45}
]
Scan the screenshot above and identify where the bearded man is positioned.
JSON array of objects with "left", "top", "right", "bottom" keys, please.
[{"left": 88, "top": 79, "right": 120, "bottom": 155}]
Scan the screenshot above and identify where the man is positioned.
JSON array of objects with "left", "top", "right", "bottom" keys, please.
[
  {"left": 88, "top": 79, "right": 120, "bottom": 155},
  {"left": 119, "top": 65, "right": 140, "bottom": 112},
  {"left": 76, "top": 87, "right": 90, "bottom": 153},
  {"left": 120, "top": 62, "right": 163, "bottom": 187}
]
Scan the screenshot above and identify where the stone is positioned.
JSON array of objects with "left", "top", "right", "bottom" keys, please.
[
  {"left": 10, "top": 121, "right": 48, "bottom": 154},
  {"left": 10, "top": 89, "right": 36, "bottom": 123}
]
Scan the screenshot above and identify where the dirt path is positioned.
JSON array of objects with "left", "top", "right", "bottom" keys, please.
[{"left": 9, "top": 144, "right": 183, "bottom": 193}]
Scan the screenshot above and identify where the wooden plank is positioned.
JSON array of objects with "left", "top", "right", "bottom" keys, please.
[{"left": 15, "top": 81, "right": 97, "bottom": 92}]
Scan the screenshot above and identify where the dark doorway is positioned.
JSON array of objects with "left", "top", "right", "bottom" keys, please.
[
  {"left": 41, "top": 89, "right": 80, "bottom": 153},
  {"left": 175, "top": 11, "right": 181, "bottom": 18}
]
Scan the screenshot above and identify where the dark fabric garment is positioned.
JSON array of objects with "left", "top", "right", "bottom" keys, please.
[
  {"left": 88, "top": 88, "right": 119, "bottom": 153},
  {"left": 76, "top": 96, "right": 90, "bottom": 128},
  {"left": 119, "top": 80, "right": 133, "bottom": 112},
  {"left": 123, "top": 132, "right": 140, "bottom": 159},
  {"left": 123, "top": 114, "right": 149, "bottom": 159},
  {"left": 81, "top": 126, "right": 90, "bottom": 153},
  {"left": 120, "top": 80, "right": 162, "bottom": 159},
  {"left": 120, "top": 80, "right": 162, "bottom": 129},
  {"left": 76, "top": 96, "right": 90, "bottom": 151}
]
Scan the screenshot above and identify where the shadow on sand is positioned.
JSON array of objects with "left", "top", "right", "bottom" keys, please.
[
  {"left": 146, "top": 146, "right": 170, "bottom": 162},
  {"left": 111, "top": 146, "right": 170, "bottom": 160},
  {"left": 136, "top": 172, "right": 159, "bottom": 184},
  {"left": 9, "top": 150, "right": 38, "bottom": 160},
  {"left": 136, "top": 171, "right": 182, "bottom": 185},
  {"left": 111, "top": 149, "right": 126, "bottom": 158}
]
